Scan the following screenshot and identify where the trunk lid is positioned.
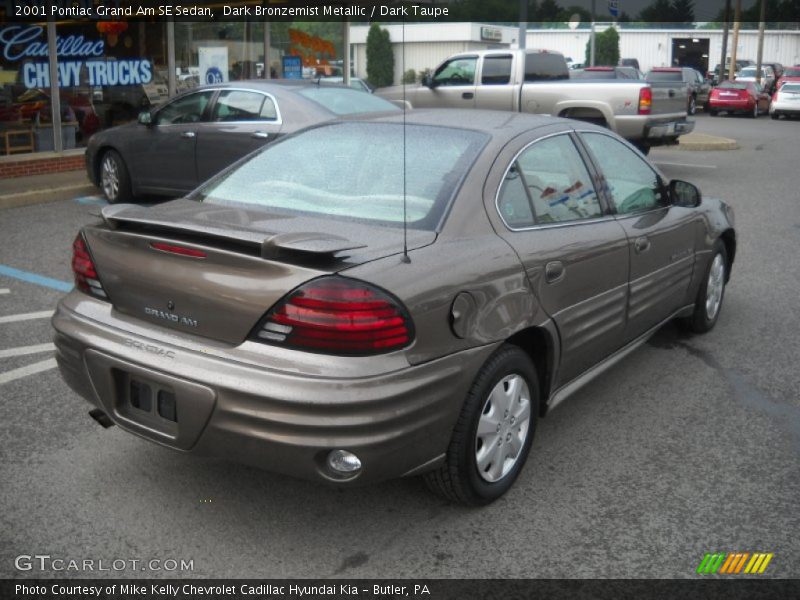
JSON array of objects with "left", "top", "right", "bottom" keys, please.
[{"left": 85, "top": 199, "right": 435, "bottom": 344}]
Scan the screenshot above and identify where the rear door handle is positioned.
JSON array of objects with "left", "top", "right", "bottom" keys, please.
[
  {"left": 462, "top": 92, "right": 474, "bottom": 99},
  {"left": 181, "top": 131, "right": 196, "bottom": 139},
  {"left": 545, "top": 261, "right": 565, "bottom": 284},
  {"left": 634, "top": 237, "right": 651, "bottom": 253},
  {"left": 251, "top": 132, "right": 269, "bottom": 139}
]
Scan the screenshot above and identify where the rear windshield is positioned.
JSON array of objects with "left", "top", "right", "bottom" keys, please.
[
  {"left": 525, "top": 53, "right": 569, "bottom": 81},
  {"left": 297, "top": 87, "right": 399, "bottom": 115},
  {"left": 718, "top": 82, "right": 748, "bottom": 90},
  {"left": 572, "top": 69, "right": 617, "bottom": 79},
  {"left": 646, "top": 71, "right": 682, "bottom": 82},
  {"left": 196, "top": 122, "right": 488, "bottom": 230},
  {"left": 784, "top": 67, "right": 800, "bottom": 77},
  {"left": 781, "top": 84, "right": 800, "bottom": 93}
]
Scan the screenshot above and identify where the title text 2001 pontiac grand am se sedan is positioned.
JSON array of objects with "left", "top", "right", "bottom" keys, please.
[{"left": 53, "top": 110, "right": 735, "bottom": 505}]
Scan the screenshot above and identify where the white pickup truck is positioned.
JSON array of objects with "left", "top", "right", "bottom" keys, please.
[{"left": 378, "top": 49, "right": 694, "bottom": 153}]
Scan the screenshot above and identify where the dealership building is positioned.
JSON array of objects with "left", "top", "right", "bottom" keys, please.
[{"left": 1, "top": 17, "right": 799, "bottom": 176}]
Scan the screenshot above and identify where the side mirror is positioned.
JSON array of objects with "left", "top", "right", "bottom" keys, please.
[
  {"left": 670, "top": 179, "right": 701, "bottom": 208},
  {"left": 422, "top": 74, "right": 437, "bottom": 89},
  {"left": 137, "top": 110, "right": 153, "bottom": 125}
]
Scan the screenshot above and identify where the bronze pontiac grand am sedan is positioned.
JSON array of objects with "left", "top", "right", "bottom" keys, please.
[{"left": 53, "top": 110, "right": 736, "bottom": 505}]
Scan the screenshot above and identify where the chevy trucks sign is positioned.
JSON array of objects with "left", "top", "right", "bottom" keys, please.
[{"left": 0, "top": 25, "right": 152, "bottom": 88}]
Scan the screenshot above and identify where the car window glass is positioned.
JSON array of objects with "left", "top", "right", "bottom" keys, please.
[
  {"left": 434, "top": 57, "right": 477, "bottom": 86},
  {"left": 582, "top": 133, "right": 665, "bottom": 215},
  {"left": 212, "top": 90, "right": 267, "bottom": 122},
  {"left": 481, "top": 55, "right": 513, "bottom": 85},
  {"left": 500, "top": 134, "right": 601, "bottom": 225},
  {"left": 524, "top": 53, "right": 569, "bottom": 81},
  {"left": 297, "top": 87, "right": 399, "bottom": 115},
  {"left": 497, "top": 164, "right": 534, "bottom": 227},
  {"left": 197, "top": 123, "right": 488, "bottom": 230},
  {"left": 155, "top": 91, "right": 214, "bottom": 125},
  {"left": 260, "top": 97, "right": 278, "bottom": 120}
]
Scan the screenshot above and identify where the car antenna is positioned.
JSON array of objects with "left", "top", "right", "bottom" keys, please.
[{"left": 401, "top": 15, "right": 410, "bottom": 264}]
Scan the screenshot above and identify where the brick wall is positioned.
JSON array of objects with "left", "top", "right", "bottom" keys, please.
[{"left": 0, "top": 154, "right": 85, "bottom": 179}]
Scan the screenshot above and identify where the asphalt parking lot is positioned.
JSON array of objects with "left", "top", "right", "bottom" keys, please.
[{"left": 1, "top": 113, "right": 798, "bottom": 580}]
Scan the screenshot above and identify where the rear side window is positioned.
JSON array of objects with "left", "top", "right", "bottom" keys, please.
[
  {"left": 524, "top": 53, "right": 569, "bottom": 82},
  {"left": 482, "top": 55, "right": 513, "bottom": 85},
  {"left": 212, "top": 90, "right": 277, "bottom": 122},
  {"left": 297, "top": 87, "right": 399, "bottom": 115},
  {"left": 197, "top": 123, "right": 487, "bottom": 230},
  {"left": 497, "top": 134, "right": 601, "bottom": 227},
  {"left": 646, "top": 71, "right": 683, "bottom": 82}
]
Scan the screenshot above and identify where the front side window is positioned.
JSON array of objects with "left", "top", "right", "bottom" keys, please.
[
  {"left": 196, "top": 123, "right": 488, "bottom": 230},
  {"left": 481, "top": 56, "right": 513, "bottom": 85},
  {"left": 581, "top": 133, "right": 665, "bottom": 215},
  {"left": 497, "top": 134, "right": 602, "bottom": 227},
  {"left": 212, "top": 90, "right": 276, "bottom": 122},
  {"left": 434, "top": 57, "right": 477, "bottom": 86},
  {"left": 156, "top": 91, "right": 214, "bottom": 125}
]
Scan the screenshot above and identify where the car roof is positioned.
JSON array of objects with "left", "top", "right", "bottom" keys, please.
[{"left": 333, "top": 109, "right": 590, "bottom": 139}]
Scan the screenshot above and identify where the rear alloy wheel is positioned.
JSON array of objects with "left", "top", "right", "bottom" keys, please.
[
  {"left": 688, "top": 95, "right": 697, "bottom": 115},
  {"left": 424, "top": 345, "right": 539, "bottom": 505},
  {"left": 100, "top": 149, "right": 132, "bottom": 204},
  {"left": 683, "top": 241, "right": 728, "bottom": 334}
]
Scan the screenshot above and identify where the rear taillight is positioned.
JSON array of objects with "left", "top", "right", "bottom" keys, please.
[
  {"left": 251, "top": 277, "right": 414, "bottom": 355},
  {"left": 72, "top": 234, "right": 107, "bottom": 299},
  {"left": 638, "top": 87, "right": 652, "bottom": 115}
]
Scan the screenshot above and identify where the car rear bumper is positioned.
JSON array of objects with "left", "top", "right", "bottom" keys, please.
[
  {"left": 615, "top": 115, "right": 694, "bottom": 142},
  {"left": 708, "top": 99, "right": 753, "bottom": 111},
  {"left": 52, "top": 294, "right": 497, "bottom": 486}
]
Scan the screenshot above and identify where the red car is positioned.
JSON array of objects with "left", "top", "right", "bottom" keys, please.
[
  {"left": 776, "top": 65, "right": 800, "bottom": 90},
  {"left": 708, "top": 81, "right": 770, "bottom": 118}
]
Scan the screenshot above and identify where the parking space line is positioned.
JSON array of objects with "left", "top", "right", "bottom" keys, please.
[
  {"left": 0, "top": 343, "right": 56, "bottom": 359},
  {"left": 653, "top": 161, "right": 717, "bottom": 169},
  {"left": 0, "top": 311, "right": 54, "bottom": 324},
  {"left": 0, "top": 358, "right": 57, "bottom": 385},
  {"left": 0, "top": 265, "right": 73, "bottom": 292},
  {"left": 0, "top": 288, "right": 9, "bottom": 295},
  {"left": 75, "top": 196, "right": 108, "bottom": 206}
]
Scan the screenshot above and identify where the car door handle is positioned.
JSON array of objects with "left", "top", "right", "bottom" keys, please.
[
  {"left": 181, "top": 131, "right": 196, "bottom": 139},
  {"left": 251, "top": 132, "right": 269, "bottom": 139},
  {"left": 634, "top": 237, "right": 651, "bottom": 253},
  {"left": 545, "top": 261, "right": 565, "bottom": 284},
  {"left": 462, "top": 92, "right": 474, "bottom": 99}
]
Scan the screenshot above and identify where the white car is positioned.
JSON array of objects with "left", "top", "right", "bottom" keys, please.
[
  {"left": 736, "top": 65, "right": 775, "bottom": 89},
  {"left": 770, "top": 82, "right": 800, "bottom": 119}
]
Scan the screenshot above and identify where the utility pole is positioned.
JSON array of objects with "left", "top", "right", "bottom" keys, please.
[
  {"left": 518, "top": 0, "right": 527, "bottom": 50},
  {"left": 590, "top": 0, "right": 596, "bottom": 66},
  {"left": 719, "top": 0, "right": 731, "bottom": 82},
  {"left": 756, "top": 0, "right": 766, "bottom": 85},
  {"left": 729, "top": 0, "right": 741, "bottom": 81}
]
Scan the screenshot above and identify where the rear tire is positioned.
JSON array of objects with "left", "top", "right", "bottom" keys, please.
[
  {"left": 633, "top": 142, "right": 651, "bottom": 156},
  {"left": 688, "top": 95, "right": 697, "bottom": 115},
  {"left": 99, "top": 149, "right": 132, "bottom": 204},
  {"left": 709, "top": 108, "right": 718, "bottom": 116},
  {"left": 682, "top": 240, "right": 728, "bottom": 334},
  {"left": 424, "top": 345, "right": 539, "bottom": 506},
  {"left": 771, "top": 112, "right": 779, "bottom": 120}
]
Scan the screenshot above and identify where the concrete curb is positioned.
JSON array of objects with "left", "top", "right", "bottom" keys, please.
[
  {"left": 0, "top": 183, "right": 96, "bottom": 210},
  {"left": 672, "top": 133, "right": 739, "bottom": 151}
]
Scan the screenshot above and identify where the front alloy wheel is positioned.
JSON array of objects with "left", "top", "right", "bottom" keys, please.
[
  {"left": 683, "top": 240, "right": 728, "bottom": 333},
  {"left": 99, "top": 149, "right": 132, "bottom": 203},
  {"left": 688, "top": 95, "right": 697, "bottom": 115}
]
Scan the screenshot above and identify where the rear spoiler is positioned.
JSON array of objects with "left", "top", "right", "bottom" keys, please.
[{"left": 100, "top": 204, "right": 366, "bottom": 258}]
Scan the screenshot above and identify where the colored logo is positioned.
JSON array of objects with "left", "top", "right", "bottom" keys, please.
[
  {"left": 696, "top": 552, "right": 774, "bottom": 575},
  {"left": 205, "top": 67, "right": 224, "bottom": 84}
]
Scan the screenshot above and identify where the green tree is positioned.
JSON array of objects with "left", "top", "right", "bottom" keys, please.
[
  {"left": 366, "top": 24, "right": 394, "bottom": 88},
  {"left": 585, "top": 26, "right": 620, "bottom": 66},
  {"left": 671, "top": 0, "right": 695, "bottom": 23}
]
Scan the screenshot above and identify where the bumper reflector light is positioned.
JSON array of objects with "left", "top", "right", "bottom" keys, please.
[{"left": 327, "top": 450, "right": 362, "bottom": 474}]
